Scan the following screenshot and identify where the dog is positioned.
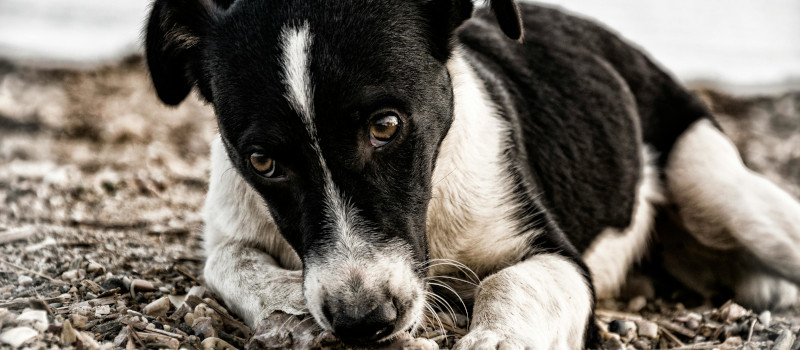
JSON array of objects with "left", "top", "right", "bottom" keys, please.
[{"left": 144, "top": 0, "right": 800, "bottom": 348}]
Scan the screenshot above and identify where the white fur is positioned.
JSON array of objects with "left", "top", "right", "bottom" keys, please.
[
  {"left": 202, "top": 137, "right": 304, "bottom": 327},
  {"left": 280, "top": 23, "right": 314, "bottom": 127},
  {"left": 583, "top": 149, "right": 665, "bottom": 298},
  {"left": 666, "top": 119, "right": 800, "bottom": 284},
  {"left": 426, "top": 49, "right": 537, "bottom": 279},
  {"left": 454, "top": 254, "right": 592, "bottom": 350}
]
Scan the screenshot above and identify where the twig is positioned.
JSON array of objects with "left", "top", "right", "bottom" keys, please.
[
  {"left": 0, "top": 258, "right": 65, "bottom": 285},
  {"left": 747, "top": 318, "right": 756, "bottom": 343},
  {"left": 596, "top": 309, "right": 643, "bottom": 322},
  {"left": 657, "top": 319, "right": 696, "bottom": 338},
  {"left": 0, "top": 228, "right": 34, "bottom": 244},
  {"left": 668, "top": 341, "right": 721, "bottom": 350},
  {"left": 128, "top": 324, "right": 146, "bottom": 348},
  {"left": 661, "top": 327, "right": 686, "bottom": 347}
]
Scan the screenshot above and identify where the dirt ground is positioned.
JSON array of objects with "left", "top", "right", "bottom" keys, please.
[{"left": 0, "top": 56, "right": 799, "bottom": 349}]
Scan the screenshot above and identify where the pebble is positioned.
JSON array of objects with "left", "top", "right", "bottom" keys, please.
[
  {"left": 95, "top": 305, "right": 111, "bottom": 317},
  {"left": 603, "top": 336, "right": 625, "bottom": 350},
  {"left": 168, "top": 294, "right": 187, "bottom": 308},
  {"left": 60, "top": 320, "right": 77, "bottom": 344},
  {"left": 608, "top": 319, "right": 636, "bottom": 338},
  {"left": 130, "top": 279, "right": 154, "bottom": 296},
  {"left": 87, "top": 261, "right": 105, "bottom": 274},
  {"left": 773, "top": 330, "right": 796, "bottom": 350},
  {"left": 143, "top": 296, "right": 171, "bottom": 317},
  {"left": 631, "top": 339, "right": 651, "bottom": 350},
  {"left": 636, "top": 319, "right": 659, "bottom": 339},
  {"left": 85, "top": 292, "right": 97, "bottom": 300},
  {"left": 100, "top": 277, "right": 128, "bottom": 292},
  {"left": 686, "top": 318, "right": 700, "bottom": 331},
  {"left": 627, "top": 296, "right": 647, "bottom": 313},
  {"left": 17, "top": 275, "right": 33, "bottom": 286},
  {"left": 187, "top": 285, "right": 206, "bottom": 299},
  {"left": 201, "top": 336, "right": 236, "bottom": 350},
  {"left": 70, "top": 314, "right": 88, "bottom": 329},
  {"left": 61, "top": 269, "right": 85, "bottom": 281},
  {"left": 758, "top": 310, "right": 772, "bottom": 328},
  {"left": 0, "top": 326, "right": 38, "bottom": 347},
  {"left": 192, "top": 317, "right": 217, "bottom": 339},
  {"left": 18, "top": 309, "right": 49, "bottom": 331},
  {"left": 719, "top": 301, "right": 747, "bottom": 323}
]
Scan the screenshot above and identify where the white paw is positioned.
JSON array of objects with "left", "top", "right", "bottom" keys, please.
[
  {"left": 453, "top": 329, "right": 529, "bottom": 350},
  {"left": 246, "top": 312, "right": 337, "bottom": 350}
]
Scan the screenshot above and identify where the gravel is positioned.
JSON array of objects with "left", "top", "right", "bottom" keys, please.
[{"left": 1, "top": 56, "right": 799, "bottom": 349}]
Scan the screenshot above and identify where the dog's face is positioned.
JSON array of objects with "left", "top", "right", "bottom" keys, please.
[{"left": 146, "top": 0, "right": 521, "bottom": 344}]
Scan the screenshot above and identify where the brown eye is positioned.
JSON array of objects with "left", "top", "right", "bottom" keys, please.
[
  {"left": 369, "top": 112, "right": 400, "bottom": 147},
  {"left": 249, "top": 152, "right": 277, "bottom": 177}
]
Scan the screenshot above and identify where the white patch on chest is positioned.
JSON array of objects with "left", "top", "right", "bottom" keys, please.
[{"left": 426, "top": 50, "right": 537, "bottom": 279}]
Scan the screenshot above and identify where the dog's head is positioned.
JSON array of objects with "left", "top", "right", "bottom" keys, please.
[{"left": 146, "top": 0, "right": 521, "bottom": 344}]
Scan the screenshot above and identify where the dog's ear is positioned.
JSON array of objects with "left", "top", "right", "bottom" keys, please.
[
  {"left": 424, "top": 0, "right": 523, "bottom": 58},
  {"left": 489, "top": 0, "right": 523, "bottom": 41},
  {"left": 145, "top": 0, "right": 219, "bottom": 105}
]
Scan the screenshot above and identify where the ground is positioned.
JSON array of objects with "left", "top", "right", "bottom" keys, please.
[{"left": 0, "top": 57, "right": 798, "bottom": 349}]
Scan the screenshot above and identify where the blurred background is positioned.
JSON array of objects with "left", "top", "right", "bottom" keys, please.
[{"left": 1, "top": 0, "right": 799, "bottom": 93}]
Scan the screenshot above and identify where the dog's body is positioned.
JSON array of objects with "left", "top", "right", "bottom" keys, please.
[{"left": 145, "top": 1, "right": 800, "bottom": 348}]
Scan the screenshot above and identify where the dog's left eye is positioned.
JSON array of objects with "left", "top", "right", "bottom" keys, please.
[
  {"left": 369, "top": 112, "right": 401, "bottom": 147},
  {"left": 249, "top": 152, "right": 280, "bottom": 178}
]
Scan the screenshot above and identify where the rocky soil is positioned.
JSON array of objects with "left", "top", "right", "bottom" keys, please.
[{"left": 0, "top": 57, "right": 799, "bottom": 349}]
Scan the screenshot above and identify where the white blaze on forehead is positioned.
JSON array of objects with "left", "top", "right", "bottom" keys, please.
[
  {"left": 280, "top": 23, "right": 314, "bottom": 129},
  {"left": 278, "top": 22, "right": 363, "bottom": 252}
]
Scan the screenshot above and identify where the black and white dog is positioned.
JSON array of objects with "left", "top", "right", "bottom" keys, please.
[{"left": 145, "top": 0, "right": 800, "bottom": 348}]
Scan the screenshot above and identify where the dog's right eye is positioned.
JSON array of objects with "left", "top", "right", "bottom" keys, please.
[{"left": 249, "top": 152, "right": 279, "bottom": 178}]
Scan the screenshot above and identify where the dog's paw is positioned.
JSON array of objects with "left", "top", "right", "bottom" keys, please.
[
  {"left": 453, "top": 329, "right": 529, "bottom": 350},
  {"left": 246, "top": 312, "right": 338, "bottom": 350}
]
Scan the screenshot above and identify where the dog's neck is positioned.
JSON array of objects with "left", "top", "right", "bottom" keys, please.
[{"left": 426, "top": 49, "right": 535, "bottom": 279}]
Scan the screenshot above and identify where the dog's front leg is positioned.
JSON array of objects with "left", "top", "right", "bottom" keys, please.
[
  {"left": 204, "top": 242, "right": 324, "bottom": 347},
  {"left": 453, "top": 253, "right": 593, "bottom": 350}
]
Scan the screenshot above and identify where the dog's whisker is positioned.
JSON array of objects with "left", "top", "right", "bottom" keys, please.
[
  {"left": 423, "top": 301, "right": 447, "bottom": 337},
  {"left": 423, "top": 258, "right": 481, "bottom": 283},
  {"left": 288, "top": 316, "right": 315, "bottom": 334},
  {"left": 426, "top": 281, "right": 471, "bottom": 324},
  {"left": 424, "top": 274, "right": 479, "bottom": 287},
  {"left": 424, "top": 290, "right": 459, "bottom": 330}
]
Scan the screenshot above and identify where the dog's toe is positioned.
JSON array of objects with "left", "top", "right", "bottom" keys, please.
[{"left": 453, "top": 329, "right": 528, "bottom": 350}]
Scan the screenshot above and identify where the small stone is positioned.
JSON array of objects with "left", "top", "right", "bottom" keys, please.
[
  {"left": 95, "top": 305, "right": 111, "bottom": 317},
  {"left": 145, "top": 323, "right": 155, "bottom": 330},
  {"left": 100, "top": 277, "right": 128, "bottom": 292},
  {"left": 187, "top": 286, "right": 206, "bottom": 299},
  {"left": 627, "top": 296, "right": 647, "bottom": 313},
  {"left": 60, "top": 320, "right": 77, "bottom": 344},
  {"left": 686, "top": 318, "right": 700, "bottom": 331},
  {"left": 18, "top": 309, "right": 49, "bottom": 331},
  {"left": 143, "top": 296, "right": 170, "bottom": 317},
  {"left": 201, "top": 336, "right": 236, "bottom": 350},
  {"left": 85, "top": 292, "right": 97, "bottom": 300},
  {"left": 773, "top": 330, "right": 796, "bottom": 350},
  {"left": 758, "top": 310, "right": 772, "bottom": 328},
  {"left": 719, "top": 301, "right": 747, "bottom": 323},
  {"left": 168, "top": 294, "right": 187, "bottom": 308},
  {"left": 192, "top": 317, "right": 217, "bottom": 339},
  {"left": 70, "top": 314, "right": 88, "bottom": 329},
  {"left": 130, "top": 279, "right": 155, "bottom": 297},
  {"left": 17, "top": 275, "right": 33, "bottom": 286},
  {"left": 61, "top": 269, "right": 83, "bottom": 281},
  {"left": 636, "top": 319, "right": 658, "bottom": 339},
  {"left": 0, "top": 326, "right": 38, "bottom": 347},
  {"left": 184, "top": 312, "right": 196, "bottom": 326},
  {"left": 631, "top": 339, "right": 651, "bottom": 350},
  {"left": 87, "top": 261, "right": 105, "bottom": 274},
  {"left": 603, "top": 336, "right": 625, "bottom": 350},
  {"left": 608, "top": 319, "right": 636, "bottom": 339}
]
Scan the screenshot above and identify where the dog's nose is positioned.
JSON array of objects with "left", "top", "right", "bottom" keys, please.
[{"left": 326, "top": 299, "right": 398, "bottom": 342}]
